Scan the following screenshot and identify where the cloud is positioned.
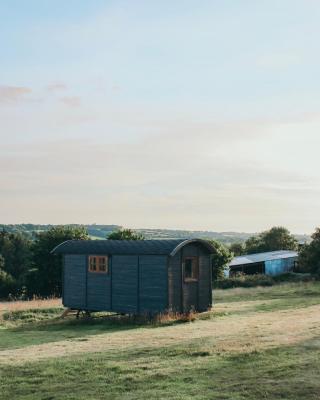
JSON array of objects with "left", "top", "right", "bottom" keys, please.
[
  {"left": 59, "top": 96, "right": 81, "bottom": 107},
  {"left": 256, "top": 52, "right": 301, "bottom": 69},
  {"left": 111, "top": 85, "right": 121, "bottom": 92},
  {"left": 0, "top": 111, "right": 319, "bottom": 232},
  {"left": 0, "top": 85, "right": 32, "bottom": 103},
  {"left": 46, "top": 82, "right": 67, "bottom": 92}
]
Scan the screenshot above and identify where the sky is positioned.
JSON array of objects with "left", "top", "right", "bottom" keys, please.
[{"left": 0, "top": 0, "right": 320, "bottom": 234}]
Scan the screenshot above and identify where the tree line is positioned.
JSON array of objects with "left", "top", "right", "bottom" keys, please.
[
  {"left": 229, "top": 226, "right": 299, "bottom": 255},
  {"left": 0, "top": 225, "right": 319, "bottom": 300},
  {"left": 0, "top": 226, "right": 88, "bottom": 299}
]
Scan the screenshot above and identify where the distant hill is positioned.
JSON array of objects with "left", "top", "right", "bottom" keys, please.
[{"left": 0, "top": 224, "right": 311, "bottom": 245}]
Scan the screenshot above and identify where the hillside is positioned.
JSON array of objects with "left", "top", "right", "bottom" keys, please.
[{"left": 0, "top": 224, "right": 310, "bottom": 245}]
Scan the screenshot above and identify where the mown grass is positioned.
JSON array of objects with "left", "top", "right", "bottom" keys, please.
[
  {"left": 0, "top": 282, "right": 320, "bottom": 399},
  {"left": 1, "top": 337, "right": 320, "bottom": 400},
  {"left": 0, "top": 309, "right": 145, "bottom": 350},
  {"left": 1, "top": 282, "right": 320, "bottom": 351},
  {"left": 0, "top": 308, "right": 192, "bottom": 351},
  {"left": 211, "top": 281, "right": 320, "bottom": 316}
]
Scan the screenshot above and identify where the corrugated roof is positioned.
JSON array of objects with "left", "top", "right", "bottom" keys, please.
[
  {"left": 229, "top": 250, "right": 298, "bottom": 267},
  {"left": 51, "top": 239, "right": 215, "bottom": 257}
]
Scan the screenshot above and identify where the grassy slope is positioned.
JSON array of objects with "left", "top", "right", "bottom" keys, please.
[
  {"left": 1, "top": 282, "right": 320, "bottom": 400},
  {"left": 1, "top": 282, "right": 319, "bottom": 351},
  {"left": 0, "top": 309, "right": 144, "bottom": 350}
]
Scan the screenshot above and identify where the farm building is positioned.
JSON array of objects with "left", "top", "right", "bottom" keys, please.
[
  {"left": 228, "top": 250, "right": 298, "bottom": 277},
  {"left": 52, "top": 239, "right": 215, "bottom": 314}
]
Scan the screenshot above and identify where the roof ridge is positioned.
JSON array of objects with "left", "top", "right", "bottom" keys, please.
[{"left": 51, "top": 238, "right": 215, "bottom": 256}]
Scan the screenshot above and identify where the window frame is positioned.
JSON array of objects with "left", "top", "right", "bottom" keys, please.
[
  {"left": 183, "top": 256, "right": 199, "bottom": 282},
  {"left": 88, "top": 255, "right": 109, "bottom": 274}
]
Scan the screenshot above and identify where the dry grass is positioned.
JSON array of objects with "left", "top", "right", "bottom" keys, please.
[
  {"left": 1, "top": 302, "right": 320, "bottom": 365},
  {"left": 153, "top": 309, "right": 197, "bottom": 324},
  {"left": 1, "top": 283, "right": 320, "bottom": 399},
  {"left": 1, "top": 282, "right": 320, "bottom": 366},
  {"left": 0, "top": 298, "right": 62, "bottom": 315}
]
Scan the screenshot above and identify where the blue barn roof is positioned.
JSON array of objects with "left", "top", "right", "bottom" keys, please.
[
  {"left": 52, "top": 239, "right": 215, "bottom": 257},
  {"left": 229, "top": 250, "right": 298, "bottom": 267}
]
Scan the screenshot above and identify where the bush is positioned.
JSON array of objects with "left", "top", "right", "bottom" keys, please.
[
  {"left": 107, "top": 228, "right": 145, "bottom": 240},
  {"left": 209, "top": 240, "right": 233, "bottom": 280},
  {"left": 272, "top": 272, "right": 314, "bottom": 283},
  {"left": 2, "top": 308, "right": 62, "bottom": 323},
  {"left": 213, "top": 272, "right": 315, "bottom": 289},
  {"left": 214, "top": 274, "right": 274, "bottom": 289}
]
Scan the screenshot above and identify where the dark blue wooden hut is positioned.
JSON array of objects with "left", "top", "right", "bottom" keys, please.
[{"left": 52, "top": 239, "right": 214, "bottom": 314}]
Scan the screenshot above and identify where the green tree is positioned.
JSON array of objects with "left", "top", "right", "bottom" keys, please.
[
  {"left": 30, "top": 225, "right": 89, "bottom": 297},
  {"left": 0, "top": 230, "right": 32, "bottom": 280},
  {"left": 107, "top": 228, "right": 145, "bottom": 240},
  {"left": 0, "top": 252, "right": 17, "bottom": 299},
  {"left": 229, "top": 242, "right": 245, "bottom": 256},
  {"left": 245, "top": 227, "right": 298, "bottom": 254},
  {"left": 244, "top": 235, "right": 264, "bottom": 254},
  {"left": 298, "top": 227, "right": 320, "bottom": 275},
  {"left": 209, "top": 240, "right": 233, "bottom": 280},
  {"left": 0, "top": 269, "right": 16, "bottom": 299}
]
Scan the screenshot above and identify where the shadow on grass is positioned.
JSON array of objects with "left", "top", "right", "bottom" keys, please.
[{"left": 0, "top": 308, "right": 192, "bottom": 351}]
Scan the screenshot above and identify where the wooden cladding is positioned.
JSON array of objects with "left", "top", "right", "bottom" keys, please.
[
  {"left": 63, "top": 241, "right": 213, "bottom": 314},
  {"left": 183, "top": 256, "right": 199, "bottom": 282},
  {"left": 88, "top": 255, "right": 109, "bottom": 273}
]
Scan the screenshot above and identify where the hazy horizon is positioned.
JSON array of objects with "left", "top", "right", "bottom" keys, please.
[
  {"left": 0, "top": 222, "right": 311, "bottom": 236},
  {"left": 1, "top": 1, "right": 320, "bottom": 234}
]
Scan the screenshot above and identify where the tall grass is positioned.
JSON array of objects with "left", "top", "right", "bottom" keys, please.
[
  {"left": 214, "top": 272, "right": 315, "bottom": 289},
  {"left": 0, "top": 298, "right": 62, "bottom": 314}
]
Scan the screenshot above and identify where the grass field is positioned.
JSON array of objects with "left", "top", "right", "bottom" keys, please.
[{"left": 0, "top": 282, "right": 320, "bottom": 399}]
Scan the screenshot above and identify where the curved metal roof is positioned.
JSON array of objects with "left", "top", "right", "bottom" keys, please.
[
  {"left": 51, "top": 239, "right": 215, "bottom": 256},
  {"left": 229, "top": 250, "right": 298, "bottom": 267}
]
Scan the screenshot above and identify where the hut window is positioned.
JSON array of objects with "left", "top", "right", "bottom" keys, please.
[
  {"left": 183, "top": 257, "right": 198, "bottom": 282},
  {"left": 88, "top": 256, "right": 109, "bottom": 273}
]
